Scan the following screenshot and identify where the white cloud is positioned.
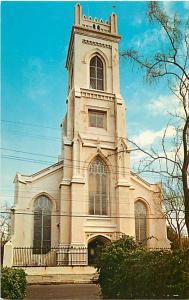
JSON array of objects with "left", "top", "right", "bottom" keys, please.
[
  {"left": 184, "top": 1, "right": 189, "bottom": 10},
  {"left": 147, "top": 95, "right": 173, "bottom": 115},
  {"left": 131, "top": 26, "right": 169, "bottom": 50},
  {"left": 131, "top": 125, "right": 176, "bottom": 147},
  {"left": 146, "top": 95, "right": 184, "bottom": 117},
  {"left": 130, "top": 150, "right": 146, "bottom": 163},
  {"left": 23, "top": 58, "right": 52, "bottom": 102},
  {"left": 132, "top": 28, "right": 159, "bottom": 48}
]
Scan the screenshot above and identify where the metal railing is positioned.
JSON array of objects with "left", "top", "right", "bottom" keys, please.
[
  {"left": 13, "top": 244, "right": 172, "bottom": 267},
  {"left": 13, "top": 246, "right": 88, "bottom": 267}
]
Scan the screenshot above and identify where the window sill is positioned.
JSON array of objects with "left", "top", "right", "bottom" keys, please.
[
  {"left": 88, "top": 126, "right": 107, "bottom": 131},
  {"left": 86, "top": 215, "right": 111, "bottom": 221}
]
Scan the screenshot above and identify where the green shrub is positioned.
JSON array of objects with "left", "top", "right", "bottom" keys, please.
[
  {"left": 1, "top": 267, "right": 27, "bottom": 299},
  {"left": 97, "top": 235, "right": 189, "bottom": 299}
]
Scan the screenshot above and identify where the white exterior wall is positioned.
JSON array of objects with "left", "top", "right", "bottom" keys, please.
[{"left": 11, "top": 165, "right": 63, "bottom": 247}]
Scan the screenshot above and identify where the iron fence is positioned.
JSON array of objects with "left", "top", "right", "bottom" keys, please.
[
  {"left": 13, "top": 246, "right": 88, "bottom": 267},
  {"left": 13, "top": 245, "right": 171, "bottom": 267}
]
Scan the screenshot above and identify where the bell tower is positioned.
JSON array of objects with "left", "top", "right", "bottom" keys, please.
[
  {"left": 59, "top": 3, "right": 134, "bottom": 248},
  {"left": 62, "top": 3, "right": 127, "bottom": 154},
  {"left": 66, "top": 3, "right": 121, "bottom": 95}
]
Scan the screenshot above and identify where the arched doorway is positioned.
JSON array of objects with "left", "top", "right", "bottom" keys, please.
[{"left": 88, "top": 235, "right": 110, "bottom": 266}]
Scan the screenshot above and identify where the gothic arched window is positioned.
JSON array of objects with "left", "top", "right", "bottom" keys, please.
[
  {"left": 89, "top": 159, "right": 107, "bottom": 215},
  {"left": 135, "top": 201, "right": 147, "bottom": 245},
  {"left": 90, "top": 56, "right": 104, "bottom": 90},
  {"left": 33, "top": 195, "right": 52, "bottom": 254}
]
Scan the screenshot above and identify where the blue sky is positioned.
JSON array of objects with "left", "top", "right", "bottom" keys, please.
[{"left": 1, "top": 1, "right": 189, "bottom": 206}]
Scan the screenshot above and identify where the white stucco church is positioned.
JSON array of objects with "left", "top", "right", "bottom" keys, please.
[{"left": 4, "top": 4, "right": 170, "bottom": 268}]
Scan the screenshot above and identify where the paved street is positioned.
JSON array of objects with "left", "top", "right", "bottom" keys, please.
[{"left": 26, "top": 284, "right": 101, "bottom": 299}]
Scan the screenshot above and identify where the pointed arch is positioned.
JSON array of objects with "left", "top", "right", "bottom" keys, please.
[
  {"left": 87, "top": 234, "right": 111, "bottom": 244},
  {"left": 90, "top": 55, "right": 104, "bottom": 90},
  {"left": 135, "top": 200, "right": 148, "bottom": 245},
  {"left": 86, "top": 150, "right": 112, "bottom": 174},
  {"left": 88, "top": 234, "right": 111, "bottom": 266},
  {"left": 84, "top": 48, "right": 110, "bottom": 67},
  {"left": 33, "top": 194, "right": 53, "bottom": 253},
  {"left": 29, "top": 192, "right": 56, "bottom": 211},
  {"left": 83, "top": 48, "right": 110, "bottom": 91},
  {"left": 88, "top": 156, "right": 108, "bottom": 215},
  {"left": 135, "top": 197, "right": 151, "bottom": 214}
]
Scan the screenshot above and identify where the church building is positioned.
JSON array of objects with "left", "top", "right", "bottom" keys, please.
[{"left": 5, "top": 4, "right": 170, "bottom": 268}]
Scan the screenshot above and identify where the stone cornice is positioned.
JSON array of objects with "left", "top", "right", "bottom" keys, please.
[
  {"left": 60, "top": 179, "right": 71, "bottom": 186},
  {"left": 115, "top": 180, "right": 131, "bottom": 188},
  {"left": 81, "top": 88, "right": 115, "bottom": 102},
  {"left": 82, "top": 39, "right": 112, "bottom": 49},
  {"left": 74, "top": 25, "right": 121, "bottom": 42},
  {"left": 63, "top": 137, "right": 73, "bottom": 146},
  {"left": 71, "top": 177, "right": 85, "bottom": 184},
  {"left": 83, "top": 142, "right": 115, "bottom": 150}
]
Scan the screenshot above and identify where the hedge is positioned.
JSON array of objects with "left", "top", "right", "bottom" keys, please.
[
  {"left": 97, "top": 235, "right": 189, "bottom": 299},
  {"left": 1, "top": 267, "right": 27, "bottom": 299}
]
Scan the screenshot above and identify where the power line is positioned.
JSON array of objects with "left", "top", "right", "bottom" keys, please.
[
  {"left": 1, "top": 148, "right": 58, "bottom": 159},
  {"left": 0, "top": 194, "right": 157, "bottom": 202},
  {"left": 1, "top": 154, "right": 130, "bottom": 173},
  {"left": 1, "top": 147, "right": 148, "bottom": 172},
  {"left": 1, "top": 119, "right": 179, "bottom": 140},
  {"left": 2, "top": 154, "right": 164, "bottom": 183},
  {"left": 0, "top": 195, "right": 183, "bottom": 207},
  {"left": 3, "top": 130, "right": 60, "bottom": 142},
  {"left": 2, "top": 118, "right": 180, "bottom": 142},
  {"left": 1, "top": 145, "right": 169, "bottom": 177},
  {"left": 1, "top": 119, "right": 60, "bottom": 131},
  {"left": 2, "top": 154, "right": 55, "bottom": 165},
  {"left": 0, "top": 210, "right": 183, "bottom": 220},
  {"left": 2, "top": 119, "right": 131, "bottom": 140}
]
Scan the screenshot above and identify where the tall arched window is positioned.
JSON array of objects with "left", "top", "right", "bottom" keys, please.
[
  {"left": 135, "top": 201, "right": 147, "bottom": 245},
  {"left": 89, "top": 159, "right": 107, "bottom": 215},
  {"left": 90, "top": 56, "right": 104, "bottom": 90},
  {"left": 33, "top": 195, "right": 52, "bottom": 254}
]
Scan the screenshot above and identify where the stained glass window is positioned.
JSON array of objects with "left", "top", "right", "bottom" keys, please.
[
  {"left": 33, "top": 196, "right": 52, "bottom": 254},
  {"left": 89, "top": 159, "right": 107, "bottom": 215},
  {"left": 135, "top": 201, "right": 147, "bottom": 245}
]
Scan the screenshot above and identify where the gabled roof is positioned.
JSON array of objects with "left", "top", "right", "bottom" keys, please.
[
  {"left": 130, "top": 171, "right": 161, "bottom": 192},
  {"left": 14, "top": 160, "right": 63, "bottom": 184}
]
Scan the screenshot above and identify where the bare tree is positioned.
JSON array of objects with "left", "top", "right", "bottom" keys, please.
[
  {"left": 0, "top": 206, "right": 11, "bottom": 245},
  {"left": 122, "top": 2, "right": 189, "bottom": 236},
  {"left": 163, "top": 179, "right": 186, "bottom": 246}
]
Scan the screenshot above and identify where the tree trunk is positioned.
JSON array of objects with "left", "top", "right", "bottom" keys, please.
[
  {"left": 182, "top": 168, "right": 189, "bottom": 237},
  {"left": 184, "top": 187, "right": 189, "bottom": 237}
]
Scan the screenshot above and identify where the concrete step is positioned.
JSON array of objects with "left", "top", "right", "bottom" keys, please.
[{"left": 23, "top": 266, "right": 98, "bottom": 284}]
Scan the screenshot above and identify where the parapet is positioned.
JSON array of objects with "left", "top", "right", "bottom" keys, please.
[{"left": 74, "top": 3, "right": 118, "bottom": 35}]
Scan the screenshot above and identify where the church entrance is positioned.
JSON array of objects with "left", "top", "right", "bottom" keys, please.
[{"left": 88, "top": 235, "right": 110, "bottom": 266}]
